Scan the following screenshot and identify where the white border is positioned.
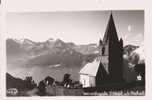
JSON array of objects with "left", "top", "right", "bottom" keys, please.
[{"left": 1, "top": 0, "right": 152, "bottom": 100}]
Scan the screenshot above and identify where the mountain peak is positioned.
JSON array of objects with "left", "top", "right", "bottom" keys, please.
[
  {"left": 47, "top": 38, "right": 55, "bottom": 42},
  {"left": 11, "top": 38, "right": 35, "bottom": 45},
  {"left": 23, "top": 39, "right": 35, "bottom": 45},
  {"left": 55, "top": 39, "right": 63, "bottom": 43}
]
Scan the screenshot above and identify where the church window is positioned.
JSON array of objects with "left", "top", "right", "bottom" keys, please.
[{"left": 102, "top": 47, "right": 105, "bottom": 55}]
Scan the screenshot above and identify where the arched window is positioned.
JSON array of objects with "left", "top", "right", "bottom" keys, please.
[{"left": 102, "top": 47, "right": 105, "bottom": 55}]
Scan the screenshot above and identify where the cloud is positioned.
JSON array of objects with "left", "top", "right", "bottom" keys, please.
[
  {"left": 128, "top": 25, "right": 132, "bottom": 32},
  {"left": 124, "top": 33, "right": 143, "bottom": 46}
]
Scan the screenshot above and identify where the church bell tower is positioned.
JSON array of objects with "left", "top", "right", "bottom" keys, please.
[{"left": 96, "top": 13, "right": 123, "bottom": 85}]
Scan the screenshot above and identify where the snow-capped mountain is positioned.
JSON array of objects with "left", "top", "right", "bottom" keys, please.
[
  {"left": 130, "top": 43, "right": 145, "bottom": 64},
  {"left": 73, "top": 44, "right": 98, "bottom": 55},
  {"left": 123, "top": 45, "right": 139, "bottom": 56},
  {"left": 7, "top": 38, "right": 144, "bottom": 82},
  {"left": 14, "top": 39, "right": 36, "bottom": 45},
  {"left": 123, "top": 43, "right": 145, "bottom": 65},
  {"left": 7, "top": 38, "right": 98, "bottom": 82},
  {"left": 6, "top": 38, "right": 98, "bottom": 68}
]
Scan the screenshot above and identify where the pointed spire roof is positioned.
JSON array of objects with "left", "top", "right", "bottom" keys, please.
[{"left": 103, "top": 13, "right": 119, "bottom": 43}]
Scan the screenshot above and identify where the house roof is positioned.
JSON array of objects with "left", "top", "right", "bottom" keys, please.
[{"left": 79, "top": 58, "right": 100, "bottom": 76}]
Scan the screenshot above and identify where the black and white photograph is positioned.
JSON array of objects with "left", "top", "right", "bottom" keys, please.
[{"left": 6, "top": 10, "right": 145, "bottom": 96}]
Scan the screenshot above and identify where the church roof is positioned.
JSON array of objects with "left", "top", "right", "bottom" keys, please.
[
  {"left": 103, "top": 13, "right": 119, "bottom": 43},
  {"left": 79, "top": 59, "right": 100, "bottom": 76}
]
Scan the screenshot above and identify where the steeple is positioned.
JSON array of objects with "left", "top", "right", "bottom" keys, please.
[
  {"left": 97, "top": 12, "right": 124, "bottom": 84},
  {"left": 103, "top": 13, "right": 119, "bottom": 43}
]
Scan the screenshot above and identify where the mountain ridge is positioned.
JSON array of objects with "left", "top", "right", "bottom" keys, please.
[{"left": 6, "top": 38, "right": 143, "bottom": 83}]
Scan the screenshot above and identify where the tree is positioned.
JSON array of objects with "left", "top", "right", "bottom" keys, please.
[
  {"left": 37, "top": 80, "right": 46, "bottom": 96},
  {"left": 44, "top": 76, "right": 55, "bottom": 86},
  {"left": 24, "top": 76, "right": 37, "bottom": 90},
  {"left": 62, "top": 73, "right": 72, "bottom": 88}
]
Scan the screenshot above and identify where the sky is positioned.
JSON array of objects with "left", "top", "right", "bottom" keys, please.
[{"left": 6, "top": 11, "right": 144, "bottom": 46}]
